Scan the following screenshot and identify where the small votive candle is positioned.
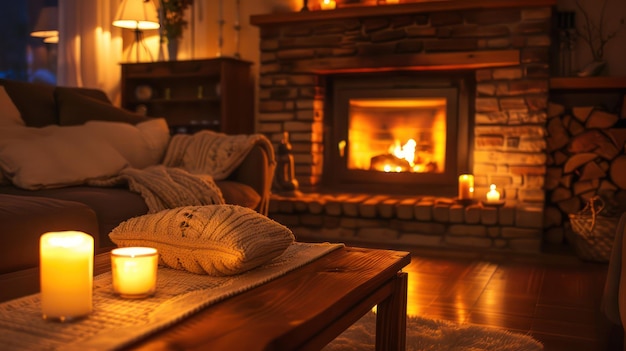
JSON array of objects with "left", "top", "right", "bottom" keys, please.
[
  {"left": 458, "top": 174, "right": 474, "bottom": 200},
  {"left": 486, "top": 184, "right": 501, "bottom": 202},
  {"left": 320, "top": 0, "right": 336, "bottom": 10},
  {"left": 111, "top": 247, "right": 158, "bottom": 299},
  {"left": 40, "top": 231, "right": 94, "bottom": 322}
]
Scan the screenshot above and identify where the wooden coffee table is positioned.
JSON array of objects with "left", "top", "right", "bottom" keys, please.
[{"left": 0, "top": 246, "right": 410, "bottom": 351}]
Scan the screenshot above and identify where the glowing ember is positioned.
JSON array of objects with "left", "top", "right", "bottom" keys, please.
[
  {"left": 390, "top": 139, "right": 416, "bottom": 166},
  {"left": 369, "top": 138, "right": 439, "bottom": 173}
]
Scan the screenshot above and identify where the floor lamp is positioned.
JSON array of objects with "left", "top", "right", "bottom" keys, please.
[
  {"left": 31, "top": 6, "right": 59, "bottom": 43},
  {"left": 113, "top": 0, "right": 160, "bottom": 62}
]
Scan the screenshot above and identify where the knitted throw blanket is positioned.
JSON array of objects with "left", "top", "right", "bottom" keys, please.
[
  {"left": 90, "top": 131, "right": 275, "bottom": 213},
  {"left": 163, "top": 130, "right": 275, "bottom": 180},
  {"left": 89, "top": 166, "right": 225, "bottom": 213}
]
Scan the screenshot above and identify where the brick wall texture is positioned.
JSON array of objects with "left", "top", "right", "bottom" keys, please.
[{"left": 255, "top": 3, "right": 554, "bottom": 253}]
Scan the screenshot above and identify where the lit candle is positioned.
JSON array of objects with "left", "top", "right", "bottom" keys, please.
[
  {"left": 320, "top": 0, "right": 336, "bottom": 10},
  {"left": 111, "top": 247, "right": 159, "bottom": 299},
  {"left": 486, "top": 184, "right": 501, "bottom": 202},
  {"left": 40, "top": 231, "right": 94, "bottom": 321},
  {"left": 458, "top": 174, "right": 474, "bottom": 200},
  {"left": 386, "top": 0, "right": 399, "bottom": 3}
]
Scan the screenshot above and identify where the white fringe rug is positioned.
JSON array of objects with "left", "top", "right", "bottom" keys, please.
[{"left": 324, "top": 311, "right": 544, "bottom": 351}]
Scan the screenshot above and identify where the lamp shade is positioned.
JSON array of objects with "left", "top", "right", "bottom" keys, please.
[
  {"left": 31, "top": 6, "right": 58, "bottom": 38},
  {"left": 113, "top": 0, "right": 160, "bottom": 30},
  {"left": 44, "top": 36, "right": 59, "bottom": 44}
]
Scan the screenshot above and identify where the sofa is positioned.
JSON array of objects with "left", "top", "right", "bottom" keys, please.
[{"left": 0, "top": 79, "right": 275, "bottom": 277}]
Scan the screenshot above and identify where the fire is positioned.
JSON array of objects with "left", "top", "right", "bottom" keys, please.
[
  {"left": 370, "top": 139, "right": 437, "bottom": 173},
  {"left": 346, "top": 96, "right": 447, "bottom": 174},
  {"left": 390, "top": 139, "right": 416, "bottom": 166}
]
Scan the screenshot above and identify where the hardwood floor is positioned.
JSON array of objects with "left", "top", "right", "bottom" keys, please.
[{"left": 400, "top": 246, "right": 621, "bottom": 351}]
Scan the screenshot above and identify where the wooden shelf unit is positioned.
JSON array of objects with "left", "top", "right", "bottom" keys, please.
[{"left": 121, "top": 58, "right": 254, "bottom": 135}]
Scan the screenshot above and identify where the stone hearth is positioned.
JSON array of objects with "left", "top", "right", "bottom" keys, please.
[
  {"left": 251, "top": 0, "right": 555, "bottom": 253},
  {"left": 270, "top": 193, "right": 544, "bottom": 253}
]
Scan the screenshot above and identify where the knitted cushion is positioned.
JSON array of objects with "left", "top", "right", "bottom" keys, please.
[{"left": 109, "top": 205, "right": 294, "bottom": 276}]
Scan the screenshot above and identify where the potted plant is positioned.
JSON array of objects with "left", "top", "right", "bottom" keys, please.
[
  {"left": 158, "top": 0, "right": 193, "bottom": 61},
  {"left": 575, "top": 0, "right": 624, "bottom": 76}
]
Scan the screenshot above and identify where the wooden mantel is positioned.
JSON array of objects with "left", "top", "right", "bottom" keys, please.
[
  {"left": 295, "top": 50, "right": 520, "bottom": 74},
  {"left": 250, "top": 0, "right": 557, "bottom": 26}
]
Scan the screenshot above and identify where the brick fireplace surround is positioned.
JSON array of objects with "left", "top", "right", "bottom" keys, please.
[{"left": 251, "top": 0, "right": 556, "bottom": 254}]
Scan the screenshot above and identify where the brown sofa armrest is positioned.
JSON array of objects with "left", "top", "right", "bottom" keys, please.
[
  {"left": 0, "top": 194, "right": 100, "bottom": 276},
  {"left": 226, "top": 144, "right": 275, "bottom": 215}
]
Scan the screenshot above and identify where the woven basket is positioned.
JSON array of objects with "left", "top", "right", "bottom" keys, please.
[{"left": 567, "top": 196, "right": 619, "bottom": 262}]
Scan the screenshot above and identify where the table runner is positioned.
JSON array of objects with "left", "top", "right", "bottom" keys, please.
[{"left": 0, "top": 242, "right": 343, "bottom": 351}]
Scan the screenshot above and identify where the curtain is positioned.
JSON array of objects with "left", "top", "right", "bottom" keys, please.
[{"left": 58, "top": 0, "right": 122, "bottom": 104}]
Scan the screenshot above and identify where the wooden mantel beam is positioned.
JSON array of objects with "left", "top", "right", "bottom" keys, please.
[
  {"left": 290, "top": 50, "right": 520, "bottom": 74},
  {"left": 250, "top": 0, "right": 557, "bottom": 26}
]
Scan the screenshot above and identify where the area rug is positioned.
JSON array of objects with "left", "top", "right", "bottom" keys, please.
[{"left": 324, "top": 311, "right": 543, "bottom": 351}]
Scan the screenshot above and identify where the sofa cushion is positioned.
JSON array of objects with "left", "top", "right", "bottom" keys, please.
[
  {"left": 0, "top": 125, "right": 129, "bottom": 190},
  {"left": 81, "top": 119, "right": 171, "bottom": 169},
  {"left": 55, "top": 86, "right": 112, "bottom": 105},
  {"left": 0, "top": 86, "right": 24, "bottom": 127},
  {"left": 109, "top": 205, "right": 294, "bottom": 276},
  {"left": 0, "top": 117, "right": 170, "bottom": 188},
  {"left": 0, "top": 79, "right": 57, "bottom": 127},
  {"left": 56, "top": 87, "right": 150, "bottom": 126},
  {"left": 215, "top": 180, "right": 261, "bottom": 210},
  {"left": 0, "top": 186, "right": 149, "bottom": 248},
  {"left": 0, "top": 194, "right": 100, "bottom": 275}
]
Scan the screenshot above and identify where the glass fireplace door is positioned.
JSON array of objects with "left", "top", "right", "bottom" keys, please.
[
  {"left": 347, "top": 97, "right": 448, "bottom": 174},
  {"left": 326, "top": 81, "right": 466, "bottom": 195}
]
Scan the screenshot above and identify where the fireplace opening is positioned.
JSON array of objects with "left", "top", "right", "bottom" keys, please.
[
  {"left": 347, "top": 96, "right": 448, "bottom": 174},
  {"left": 322, "top": 72, "right": 473, "bottom": 196}
]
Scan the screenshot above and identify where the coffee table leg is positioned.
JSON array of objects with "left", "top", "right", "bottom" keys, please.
[{"left": 375, "top": 271, "right": 408, "bottom": 351}]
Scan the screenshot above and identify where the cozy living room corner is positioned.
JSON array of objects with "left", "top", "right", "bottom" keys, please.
[{"left": 0, "top": 0, "right": 625, "bottom": 350}]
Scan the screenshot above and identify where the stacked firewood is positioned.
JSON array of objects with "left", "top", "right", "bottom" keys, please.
[{"left": 544, "top": 96, "right": 626, "bottom": 244}]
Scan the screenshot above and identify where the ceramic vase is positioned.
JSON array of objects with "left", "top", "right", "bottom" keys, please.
[
  {"left": 167, "top": 38, "right": 179, "bottom": 61},
  {"left": 577, "top": 60, "right": 606, "bottom": 77}
]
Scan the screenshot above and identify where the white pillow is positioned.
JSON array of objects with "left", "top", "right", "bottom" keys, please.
[
  {"left": 109, "top": 205, "right": 295, "bottom": 276},
  {"left": 83, "top": 118, "right": 170, "bottom": 169},
  {"left": 0, "top": 86, "right": 25, "bottom": 127},
  {"left": 0, "top": 125, "right": 128, "bottom": 190}
]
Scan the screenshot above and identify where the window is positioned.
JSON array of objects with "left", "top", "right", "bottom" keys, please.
[{"left": 0, "top": 0, "right": 57, "bottom": 84}]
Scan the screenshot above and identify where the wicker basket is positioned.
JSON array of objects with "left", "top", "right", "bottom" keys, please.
[{"left": 567, "top": 196, "right": 619, "bottom": 262}]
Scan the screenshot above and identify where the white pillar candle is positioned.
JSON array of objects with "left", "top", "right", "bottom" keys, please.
[
  {"left": 458, "top": 174, "right": 474, "bottom": 200},
  {"left": 40, "top": 231, "right": 94, "bottom": 321},
  {"left": 486, "top": 184, "right": 501, "bottom": 202},
  {"left": 111, "top": 247, "right": 158, "bottom": 299}
]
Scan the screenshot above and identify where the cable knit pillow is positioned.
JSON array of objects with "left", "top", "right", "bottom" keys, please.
[{"left": 109, "top": 205, "right": 295, "bottom": 276}]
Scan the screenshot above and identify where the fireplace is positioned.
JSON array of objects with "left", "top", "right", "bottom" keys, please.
[
  {"left": 251, "top": 0, "right": 554, "bottom": 253},
  {"left": 324, "top": 72, "right": 472, "bottom": 195},
  {"left": 251, "top": 1, "right": 552, "bottom": 203}
]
